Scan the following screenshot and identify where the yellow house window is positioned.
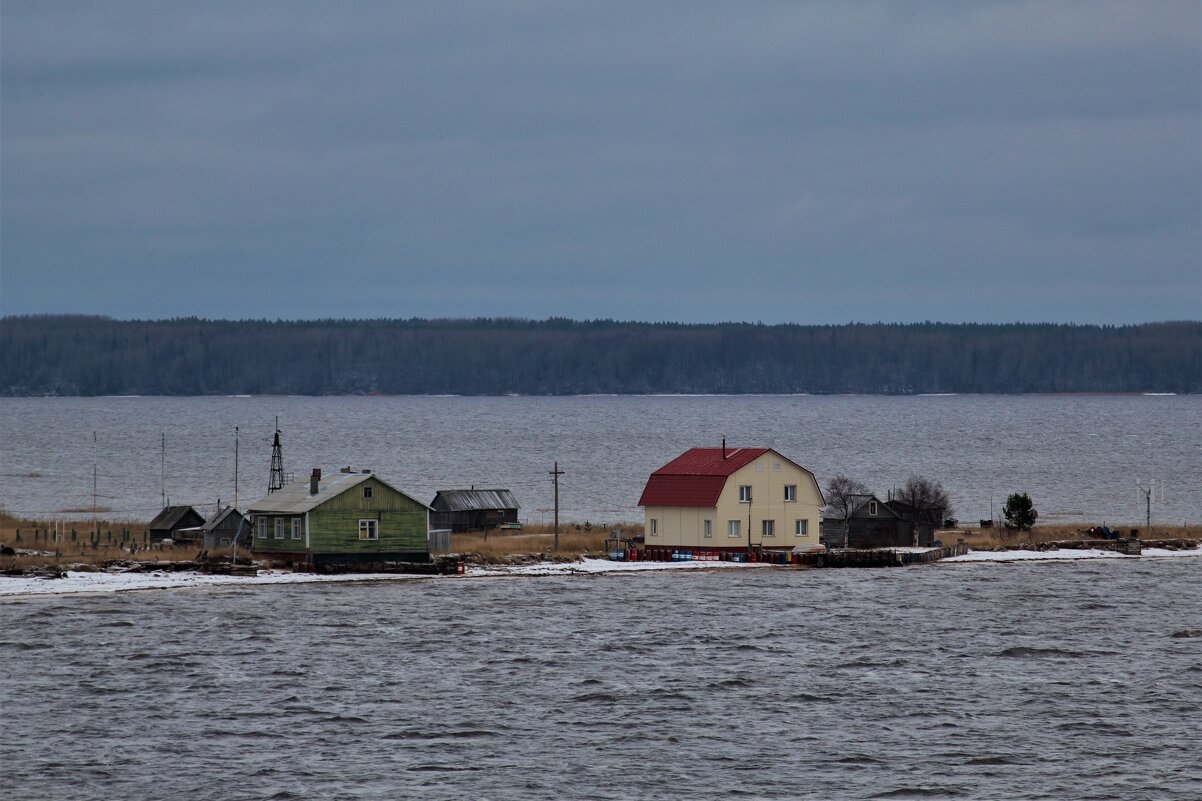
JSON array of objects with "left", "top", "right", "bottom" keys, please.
[
  {"left": 796, "top": 519, "right": 809, "bottom": 537},
  {"left": 738, "top": 485, "right": 752, "bottom": 503},
  {"left": 762, "top": 520, "right": 775, "bottom": 537},
  {"left": 728, "top": 520, "right": 741, "bottom": 538},
  {"left": 784, "top": 485, "right": 797, "bottom": 502},
  {"left": 650, "top": 519, "right": 658, "bottom": 536},
  {"left": 703, "top": 519, "right": 713, "bottom": 538}
]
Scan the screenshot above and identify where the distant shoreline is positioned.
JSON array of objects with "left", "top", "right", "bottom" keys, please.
[
  {"left": 4, "top": 318, "right": 1197, "bottom": 396},
  {"left": 4, "top": 391, "right": 1192, "bottom": 399}
]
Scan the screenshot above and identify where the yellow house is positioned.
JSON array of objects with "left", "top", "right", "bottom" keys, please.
[{"left": 638, "top": 445, "right": 824, "bottom": 555}]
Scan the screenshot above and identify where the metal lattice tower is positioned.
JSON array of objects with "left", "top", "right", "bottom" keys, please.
[{"left": 268, "top": 419, "right": 285, "bottom": 493}]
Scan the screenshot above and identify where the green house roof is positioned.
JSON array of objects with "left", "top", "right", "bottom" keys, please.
[{"left": 247, "top": 471, "right": 430, "bottom": 515}]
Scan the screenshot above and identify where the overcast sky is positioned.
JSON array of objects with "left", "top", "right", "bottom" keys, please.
[{"left": 2, "top": 1, "right": 1198, "bottom": 324}]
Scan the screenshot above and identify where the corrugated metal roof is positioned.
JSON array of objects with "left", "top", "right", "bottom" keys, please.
[
  {"left": 431, "top": 489, "right": 520, "bottom": 512},
  {"left": 638, "top": 447, "right": 824, "bottom": 508},
  {"left": 637, "top": 447, "right": 769, "bottom": 508},
  {"left": 246, "top": 471, "right": 431, "bottom": 514}
]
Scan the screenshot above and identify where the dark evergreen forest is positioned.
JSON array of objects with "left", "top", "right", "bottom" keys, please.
[{"left": 1, "top": 316, "right": 1197, "bottom": 396}]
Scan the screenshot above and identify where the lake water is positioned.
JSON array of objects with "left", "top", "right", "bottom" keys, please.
[
  {"left": 0, "top": 394, "right": 1198, "bottom": 526},
  {"left": 2, "top": 559, "right": 1201, "bottom": 800}
]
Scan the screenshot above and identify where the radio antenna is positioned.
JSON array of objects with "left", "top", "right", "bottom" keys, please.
[
  {"left": 1135, "top": 479, "right": 1164, "bottom": 534},
  {"left": 268, "top": 417, "right": 285, "bottom": 493}
]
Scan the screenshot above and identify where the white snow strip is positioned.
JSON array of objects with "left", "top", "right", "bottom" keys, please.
[
  {"left": 467, "top": 557, "right": 766, "bottom": 577},
  {"left": 944, "top": 546, "right": 1202, "bottom": 563},
  {"left": 0, "top": 558, "right": 763, "bottom": 597},
  {"left": 0, "top": 569, "right": 428, "bottom": 597}
]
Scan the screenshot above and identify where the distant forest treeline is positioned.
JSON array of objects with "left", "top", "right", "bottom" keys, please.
[{"left": 1, "top": 316, "right": 1198, "bottom": 396}]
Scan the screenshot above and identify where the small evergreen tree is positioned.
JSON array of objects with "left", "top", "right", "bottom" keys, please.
[{"left": 1003, "top": 492, "right": 1038, "bottom": 531}]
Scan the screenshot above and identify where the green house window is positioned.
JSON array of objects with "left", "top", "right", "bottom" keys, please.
[
  {"left": 358, "top": 519, "right": 378, "bottom": 540},
  {"left": 363, "top": 485, "right": 373, "bottom": 499}
]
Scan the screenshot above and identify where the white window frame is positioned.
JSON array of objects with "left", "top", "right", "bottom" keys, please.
[
  {"left": 869, "top": 501, "right": 878, "bottom": 515},
  {"left": 738, "top": 485, "right": 752, "bottom": 503},
  {"left": 257, "top": 518, "right": 267, "bottom": 539},
  {"left": 756, "top": 462, "right": 764, "bottom": 472},
  {"left": 762, "top": 519, "right": 775, "bottom": 538},
  {"left": 358, "top": 518, "right": 378, "bottom": 541},
  {"left": 703, "top": 519, "right": 713, "bottom": 538},
  {"left": 784, "top": 484, "right": 797, "bottom": 502},
  {"left": 274, "top": 518, "right": 285, "bottom": 539},
  {"left": 728, "top": 520, "right": 741, "bottom": 538},
  {"left": 773, "top": 461, "right": 782, "bottom": 472},
  {"left": 291, "top": 517, "right": 302, "bottom": 540},
  {"left": 649, "top": 518, "right": 658, "bottom": 536},
  {"left": 796, "top": 518, "right": 809, "bottom": 537}
]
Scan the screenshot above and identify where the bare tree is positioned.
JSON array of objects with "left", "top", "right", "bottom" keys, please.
[
  {"left": 894, "top": 475, "right": 953, "bottom": 545},
  {"left": 824, "top": 474, "right": 872, "bottom": 521}
]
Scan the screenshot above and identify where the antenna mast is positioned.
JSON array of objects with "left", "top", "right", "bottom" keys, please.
[
  {"left": 1136, "top": 479, "right": 1163, "bottom": 534},
  {"left": 268, "top": 417, "right": 285, "bottom": 494}
]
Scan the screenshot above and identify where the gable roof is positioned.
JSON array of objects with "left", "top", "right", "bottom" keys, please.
[
  {"left": 846, "top": 494, "right": 901, "bottom": 519},
  {"left": 247, "top": 471, "right": 431, "bottom": 515},
  {"left": 638, "top": 447, "right": 773, "bottom": 508},
  {"left": 200, "top": 505, "right": 245, "bottom": 532},
  {"left": 431, "top": 489, "right": 519, "bottom": 512},
  {"left": 148, "top": 505, "right": 203, "bottom": 531}
]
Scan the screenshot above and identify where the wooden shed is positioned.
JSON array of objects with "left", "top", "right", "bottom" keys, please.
[
  {"left": 197, "top": 506, "right": 248, "bottom": 550},
  {"left": 147, "top": 505, "right": 205, "bottom": 543},
  {"left": 841, "top": 494, "right": 910, "bottom": 548},
  {"left": 429, "top": 489, "right": 520, "bottom": 532}
]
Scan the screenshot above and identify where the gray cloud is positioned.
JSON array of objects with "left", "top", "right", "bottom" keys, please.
[{"left": 2, "top": 1, "right": 1198, "bottom": 323}]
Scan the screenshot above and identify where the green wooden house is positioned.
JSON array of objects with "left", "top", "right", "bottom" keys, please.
[{"left": 247, "top": 468, "right": 430, "bottom": 566}]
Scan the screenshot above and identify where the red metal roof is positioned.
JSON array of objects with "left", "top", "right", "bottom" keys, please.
[{"left": 637, "top": 447, "right": 770, "bottom": 508}]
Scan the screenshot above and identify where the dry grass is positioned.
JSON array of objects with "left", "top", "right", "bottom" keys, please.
[
  {"left": 449, "top": 529, "right": 614, "bottom": 562},
  {"left": 944, "top": 523, "right": 1202, "bottom": 548},
  {"left": 0, "top": 508, "right": 202, "bottom": 571}
]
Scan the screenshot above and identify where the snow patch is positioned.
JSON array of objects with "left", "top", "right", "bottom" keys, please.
[{"left": 944, "top": 546, "right": 1202, "bottom": 563}]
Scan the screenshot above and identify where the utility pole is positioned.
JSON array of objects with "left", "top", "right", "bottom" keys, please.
[
  {"left": 550, "top": 462, "right": 564, "bottom": 550},
  {"left": 161, "top": 432, "right": 166, "bottom": 507},
  {"left": 92, "top": 431, "right": 98, "bottom": 536},
  {"left": 234, "top": 426, "right": 240, "bottom": 509}
]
